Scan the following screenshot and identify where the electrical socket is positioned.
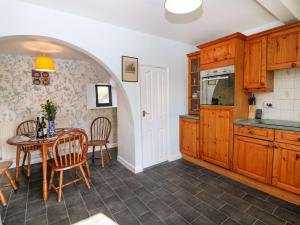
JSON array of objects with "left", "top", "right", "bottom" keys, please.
[{"left": 263, "top": 101, "right": 278, "bottom": 109}]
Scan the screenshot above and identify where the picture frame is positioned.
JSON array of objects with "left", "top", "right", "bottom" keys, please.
[{"left": 122, "top": 56, "right": 138, "bottom": 82}]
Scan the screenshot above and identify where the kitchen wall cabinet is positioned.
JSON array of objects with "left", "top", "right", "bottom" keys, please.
[
  {"left": 273, "top": 142, "right": 300, "bottom": 195},
  {"left": 200, "top": 107, "right": 233, "bottom": 169},
  {"left": 267, "top": 26, "right": 300, "bottom": 70},
  {"left": 244, "top": 36, "right": 273, "bottom": 92},
  {"left": 187, "top": 51, "right": 201, "bottom": 115},
  {"left": 233, "top": 135, "right": 273, "bottom": 183},
  {"left": 180, "top": 117, "right": 199, "bottom": 158}
]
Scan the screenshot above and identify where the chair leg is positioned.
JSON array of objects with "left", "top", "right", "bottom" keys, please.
[
  {"left": 4, "top": 170, "right": 17, "bottom": 191},
  {"left": 15, "top": 146, "right": 21, "bottom": 182},
  {"left": 58, "top": 171, "right": 63, "bottom": 202},
  {"left": 92, "top": 146, "right": 95, "bottom": 164},
  {"left": 100, "top": 146, "right": 104, "bottom": 168},
  {"left": 105, "top": 144, "right": 112, "bottom": 160},
  {"left": 79, "top": 165, "right": 91, "bottom": 189},
  {"left": 49, "top": 167, "right": 55, "bottom": 191},
  {"left": 22, "top": 151, "right": 27, "bottom": 168},
  {"left": 0, "top": 190, "right": 7, "bottom": 207},
  {"left": 84, "top": 161, "right": 91, "bottom": 177},
  {"left": 27, "top": 151, "right": 31, "bottom": 177}
]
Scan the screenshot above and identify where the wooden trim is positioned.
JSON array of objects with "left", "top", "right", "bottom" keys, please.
[
  {"left": 197, "top": 32, "right": 246, "bottom": 49},
  {"left": 247, "top": 21, "right": 300, "bottom": 40},
  {"left": 182, "top": 153, "right": 300, "bottom": 206},
  {"left": 187, "top": 51, "right": 200, "bottom": 57},
  {"left": 200, "top": 105, "right": 234, "bottom": 110},
  {"left": 200, "top": 59, "right": 235, "bottom": 70}
]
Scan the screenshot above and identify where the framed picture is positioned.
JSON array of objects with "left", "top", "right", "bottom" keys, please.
[
  {"left": 122, "top": 56, "right": 138, "bottom": 82},
  {"left": 95, "top": 84, "right": 112, "bottom": 107},
  {"left": 32, "top": 70, "right": 50, "bottom": 86}
]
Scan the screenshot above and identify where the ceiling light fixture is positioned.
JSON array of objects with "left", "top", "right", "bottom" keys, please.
[
  {"left": 165, "top": 0, "right": 203, "bottom": 14},
  {"left": 35, "top": 56, "right": 55, "bottom": 72}
]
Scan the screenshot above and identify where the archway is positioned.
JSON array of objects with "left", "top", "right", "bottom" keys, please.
[{"left": 0, "top": 35, "right": 135, "bottom": 171}]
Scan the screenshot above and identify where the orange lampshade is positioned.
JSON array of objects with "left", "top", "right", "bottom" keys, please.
[{"left": 35, "top": 56, "right": 55, "bottom": 72}]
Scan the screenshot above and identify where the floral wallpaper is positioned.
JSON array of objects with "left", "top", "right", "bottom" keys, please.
[{"left": 0, "top": 54, "right": 117, "bottom": 143}]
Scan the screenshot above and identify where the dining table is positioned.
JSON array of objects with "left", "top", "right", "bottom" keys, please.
[{"left": 7, "top": 128, "right": 68, "bottom": 201}]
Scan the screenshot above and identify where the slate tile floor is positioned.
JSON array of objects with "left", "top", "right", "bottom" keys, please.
[{"left": 1, "top": 159, "right": 300, "bottom": 225}]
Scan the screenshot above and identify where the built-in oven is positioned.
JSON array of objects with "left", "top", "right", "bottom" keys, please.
[{"left": 200, "top": 65, "right": 235, "bottom": 106}]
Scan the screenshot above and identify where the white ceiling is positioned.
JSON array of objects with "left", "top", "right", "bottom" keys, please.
[{"left": 18, "top": 0, "right": 278, "bottom": 45}]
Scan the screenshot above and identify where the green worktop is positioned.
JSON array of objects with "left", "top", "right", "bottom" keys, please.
[
  {"left": 179, "top": 114, "right": 200, "bottom": 120},
  {"left": 234, "top": 119, "right": 300, "bottom": 132}
]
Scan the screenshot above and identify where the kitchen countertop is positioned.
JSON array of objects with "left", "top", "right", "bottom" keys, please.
[
  {"left": 234, "top": 119, "right": 300, "bottom": 132},
  {"left": 179, "top": 114, "right": 200, "bottom": 120}
]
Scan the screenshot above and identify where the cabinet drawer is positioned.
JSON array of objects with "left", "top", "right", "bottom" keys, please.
[
  {"left": 275, "top": 130, "right": 300, "bottom": 146},
  {"left": 234, "top": 125, "right": 274, "bottom": 141}
]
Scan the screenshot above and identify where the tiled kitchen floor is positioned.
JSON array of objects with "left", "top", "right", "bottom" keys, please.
[{"left": 1, "top": 158, "right": 300, "bottom": 225}]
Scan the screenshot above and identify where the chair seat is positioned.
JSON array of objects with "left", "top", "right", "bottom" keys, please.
[
  {"left": 88, "top": 140, "right": 107, "bottom": 146},
  {"left": 0, "top": 161, "right": 13, "bottom": 174}
]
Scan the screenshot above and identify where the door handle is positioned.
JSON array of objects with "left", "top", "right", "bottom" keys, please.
[{"left": 142, "top": 110, "right": 149, "bottom": 117}]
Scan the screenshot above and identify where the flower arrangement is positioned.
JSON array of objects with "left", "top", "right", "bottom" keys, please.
[{"left": 41, "top": 99, "right": 58, "bottom": 121}]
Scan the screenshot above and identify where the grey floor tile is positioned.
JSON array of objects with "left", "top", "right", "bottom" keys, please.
[
  {"left": 49, "top": 218, "right": 70, "bottom": 225},
  {"left": 47, "top": 205, "right": 68, "bottom": 225},
  {"left": 218, "top": 182, "right": 246, "bottom": 198},
  {"left": 164, "top": 212, "right": 190, "bottom": 225},
  {"left": 173, "top": 189, "right": 200, "bottom": 207},
  {"left": 67, "top": 204, "right": 89, "bottom": 224},
  {"left": 266, "top": 196, "right": 300, "bottom": 214},
  {"left": 221, "top": 218, "right": 240, "bottom": 225},
  {"left": 114, "top": 209, "right": 141, "bottom": 225},
  {"left": 105, "top": 195, "right": 127, "bottom": 214},
  {"left": 9, "top": 186, "right": 28, "bottom": 202},
  {"left": 273, "top": 207, "right": 300, "bottom": 224},
  {"left": 89, "top": 205, "right": 114, "bottom": 220},
  {"left": 191, "top": 215, "right": 216, "bottom": 225},
  {"left": 105, "top": 176, "right": 124, "bottom": 189},
  {"left": 95, "top": 184, "right": 115, "bottom": 200},
  {"left": 178, "top": 181, "right": 202, "bottom": 195},
  {"left": 134, "top": 187, "right": 156, "bottom": 204},
  {"left": 5, "top": 197, "right": 27, "bottom": 218},
  {"left": 198, "top": 183, "right": 224, "bottom": 198},
  {"left": 246, "top": 206, "right": 285, "bottom": 225},
  {"left": 220, "top": 204, "right": 256, "bottom": 225},
  {"left": 152, "top": 189, "right": 177, "bottom": 206},
  {"left": 239, "top": 184, "right": 269, "bottom": 200},
  {"left": 162, "top": 182, "right": 183, "bottom": 194},
  {"left": 198, "top": 174, "right": 222, "bottom": 186},
  {"left": 81, "top": 192, "right": 104, "bottom": 211},
  {"left": 169, "top": 200, "right": 200, "bottom": 223},
  {"left": 123, "top": 177, "right": 143, "bottom": 191},
  {"left": 147, "top": 198, "right": 174, "bottom": 220},
  {"left": 114, "top": 185, "right": 135, "bottom": 201},
  {"left": 219, "top": 192, "right": 250, "bottom": 211},
  {"left": 196, "top": 191, "right": 226, "bottom": 209},
  {"left": 64, "top": 193, "right": 84, "bottom": 209},
  {"left": 125, "top": 197, "right": 149, "bottom": 218},
  {"left": 138, "top": 211, "right": 165, "bottom": 225},
  {"left": 26, "top": 214, "right": 47, "bottom": 225},
  {"left": 243, "top": 194, "right": 276, "bottom": 213},
  {"left": 194, "top": 202, "right": 227, "bottom": 225},
  {"left": 253, "top": 220, "right": 267, "bottom": 225},
  {"left": 26, "top": 199, "right": 46, "bottom": 221}
]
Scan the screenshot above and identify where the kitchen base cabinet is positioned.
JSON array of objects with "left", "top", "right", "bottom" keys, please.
[
  {"left": 180, "top": 117, "right": 199, "bottom": 158},
  {"left": 200, "top": 107, "right": 233, "bottom": 169},
  {"left": 273, "top": 142, "right": 300, "bottom": 195},
  {"left": 233, "top": 135, "right": 273, "bottom": 184}
]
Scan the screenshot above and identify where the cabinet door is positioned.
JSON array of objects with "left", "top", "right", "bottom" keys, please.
[
  {"left": 201, "top": 108, "right": 233, "bottom": 168},
  {"left": 201, "top": 40, "right": 235, "bottom": 65},
  {"left": 244, "top": 36, "right": 272, "bottom": 91},
  {"left": 233, "top": 136, "right": 273, "bottom": 183},
  {"left": 268, "top": 27, "right": 300, "bottom": 70},
  {"left": 180, "top": 118, "right": 199, "bottom": 158},
  {"left": 273, "top": 143, "right": 300, "bottom": 195}
]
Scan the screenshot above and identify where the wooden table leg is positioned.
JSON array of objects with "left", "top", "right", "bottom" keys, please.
[
  {"left": 15, "top": 146, "right": 20, "bottom": 182},
  {"left": 42, "top": 144, "right": 48, "bottom": 201}
]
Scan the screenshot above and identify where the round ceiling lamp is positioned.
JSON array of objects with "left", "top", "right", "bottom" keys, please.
[
  {"left": 35, "top": 56, "right": 55, "bottom": 72},
  {"left": 165, "top": 0, "right": 203, "bottom": 14}
]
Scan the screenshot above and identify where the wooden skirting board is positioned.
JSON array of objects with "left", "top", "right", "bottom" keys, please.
[{"left": 182, "top": 153, "right": 300, "bottom": 206}]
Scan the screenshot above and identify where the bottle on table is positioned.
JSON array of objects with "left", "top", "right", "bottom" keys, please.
[
  {"left": 36, "top": 117, "right": 44, "bottom": 139},
  {"left": 41, "top": 117, "right": 47, "bottom": 138}
]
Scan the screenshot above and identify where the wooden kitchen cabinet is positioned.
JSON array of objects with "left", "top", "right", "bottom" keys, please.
[
  {"left": 267, "top": 26, "right": 300, "bottom": 70},
  {"left": 273, "top": 142, "right": 300, "bottom": 195},
  {"left": 244, "top": 36, "right": 273, "bottom": 92},
  {"left": 200, "top": 107, "right": 233, "bottom": 169},
  {"left": 180, "top": 117, "right": 199, "bottom": 158},
  {"left": 233, "top": 135, "right": 274, "bottom": 183}
]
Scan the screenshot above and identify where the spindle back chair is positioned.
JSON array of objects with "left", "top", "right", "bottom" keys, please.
[
  {"left": 89, "top": 117, "right": 112, "bottom": 167},
  {"left": 49, "top": 129, "right": 91, "bottom": 202},
  {"left": 16, "top": 120, "right": 39, "bottom": 178}
]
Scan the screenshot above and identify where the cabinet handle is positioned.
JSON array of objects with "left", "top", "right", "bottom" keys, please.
[
  {"left": 291, "top": 63, "right": 297, "bottom": 68},
  {"left": 297, "top": 137, "right": 300, "bottom": 142},
  {"left": 249, "top": 131, "right": 254, "bottom": 135},
  {"left": 283, "top": 157, "right": 288, "bottom": 161},
  {"left": 296, "top": 154, "right": 300, "bottom": 161}
]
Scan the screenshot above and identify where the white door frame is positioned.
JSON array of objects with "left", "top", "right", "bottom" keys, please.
[{"left": 138, "top": 64, "right": 170, "bottom": 170}]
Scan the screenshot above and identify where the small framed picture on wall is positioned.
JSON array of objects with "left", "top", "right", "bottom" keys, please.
[{"left": 122, "top": 56, "right": 138, "bottom": 82}]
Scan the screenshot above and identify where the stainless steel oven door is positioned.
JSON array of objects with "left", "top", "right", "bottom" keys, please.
[{"left": 201, "top": 73, "right": 235, "bottom": 106}]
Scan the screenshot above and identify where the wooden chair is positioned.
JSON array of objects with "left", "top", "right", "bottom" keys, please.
[
  {"left": 89, "top": 117, "right": 112, "bottom": 168},
  {"left": 0, "top": 161, "right": 17, "bottom": 207},
  {"left": 49, "top": 129, "right": 91, "bottom": 202},
  {"left": 16, "top": 120, "right": 40, "bottom": 178}
]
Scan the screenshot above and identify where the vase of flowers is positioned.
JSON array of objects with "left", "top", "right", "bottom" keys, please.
[{"left": 41, "top": 99, "right": 58, "bottom": 137}]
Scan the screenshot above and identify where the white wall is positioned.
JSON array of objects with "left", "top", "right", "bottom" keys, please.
[
  {"left": 0, "top": 0, "right": 195, "bottom": 172},
  {"left": 255, "top": 68, "right": 300, "bottom": 121}
]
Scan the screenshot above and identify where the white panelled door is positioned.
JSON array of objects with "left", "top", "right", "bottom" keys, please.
[{"left": 140, "top": 65, "right": 168, "bottom": 169}]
